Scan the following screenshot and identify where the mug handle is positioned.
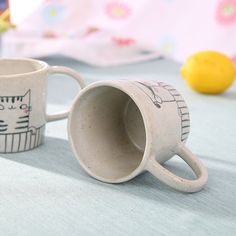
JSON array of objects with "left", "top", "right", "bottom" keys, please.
[
  {"left": 46, "top": 66, "right": 86, "bottom": 122},
  {"left": 146, "top": 143, "right": 208, "bottom": 193}
]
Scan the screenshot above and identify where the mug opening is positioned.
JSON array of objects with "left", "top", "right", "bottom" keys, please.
[
  {"left": 0, "top": 58, "right": 47, "bottom": 77},
  {"left": 70, "top": 85, "right": 147, "bottom": 182}
]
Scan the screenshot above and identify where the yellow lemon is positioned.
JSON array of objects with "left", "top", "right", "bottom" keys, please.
[{"left": 181, "top": 51, "right": 235, "bottom": 94}]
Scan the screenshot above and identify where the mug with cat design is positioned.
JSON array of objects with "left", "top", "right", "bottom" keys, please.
[
  {"left": 68, "top": 80, "right": 208, "bottom": 192},
  {"left": 0, "top": 58, "right": 85, "bottom": 153}
]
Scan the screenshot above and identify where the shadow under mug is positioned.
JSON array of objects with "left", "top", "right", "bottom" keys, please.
[
  {"left": 0, "top": 58, "right": 85, "bottom": 153},
  {"left": 68, "top": 80, "right": 208, "bottom": 193}
]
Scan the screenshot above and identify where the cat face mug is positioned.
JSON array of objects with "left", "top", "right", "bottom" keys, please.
[
  {"left": 68, "top": 80, "right": 208, "bottom": 192},
  {"left": 0, "top": 58, "right": 85, "bottom": 153}
]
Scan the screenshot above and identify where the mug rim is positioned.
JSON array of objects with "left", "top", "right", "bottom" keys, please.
[
  {"left": 0, "top": 58, "right": 48, "bottom": 78},
  {"left": 68, "top": 80, "right": 153, "bottom": 183}
]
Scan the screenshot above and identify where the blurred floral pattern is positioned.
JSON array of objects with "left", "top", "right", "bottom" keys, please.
[
  {"left": 216, "top": 0, "right": 236, "bottom": 24},
  {"left": 111, "top": 37, "right": 135, "bottom": 46},
  {"left": 105, "top": 2, "right": 131, "bottom": 20},
  {"left": 2, "top": 0, "right": 236, "bottom": 66},
  {"left": 41, "top": 2, "right": 65, "bottom": 25},
  {"left": 158, "top": 35, "right": 176, "bottom": 57}
]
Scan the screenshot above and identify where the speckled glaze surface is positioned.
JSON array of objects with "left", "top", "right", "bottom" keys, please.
[
  {"left": 68, "top": 80, "right": 208, "bottom": 193},
  {"left": 0, "top": 58, "right": 85, "bottom": 153}
]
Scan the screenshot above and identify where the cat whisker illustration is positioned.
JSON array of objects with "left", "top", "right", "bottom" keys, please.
[
  {"left": 0, "top": 128, "right": 7, "bottom": 132},
  {"left": 0, "top": 123, "right": 8, "bottom": 132}
]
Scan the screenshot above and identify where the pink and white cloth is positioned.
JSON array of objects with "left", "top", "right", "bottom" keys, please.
[{"left": 2, "top": 0, "right": 236, "bottom": 66}]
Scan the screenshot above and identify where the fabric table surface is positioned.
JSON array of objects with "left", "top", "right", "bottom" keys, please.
[{"left": 0, "top": 56, "right": 235, "bottom": 236}]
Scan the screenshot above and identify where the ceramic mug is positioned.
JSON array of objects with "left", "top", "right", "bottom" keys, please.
[
  {"left": 0, "top": 58, "right": 85, "bottom": 153},
  {"left": 68, "top": 80, "right": 208, "bottom": 192}
]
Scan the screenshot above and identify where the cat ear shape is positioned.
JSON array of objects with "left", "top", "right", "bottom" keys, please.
[{"left": 23, "top": 90, "right": 31, "bottom": 98}]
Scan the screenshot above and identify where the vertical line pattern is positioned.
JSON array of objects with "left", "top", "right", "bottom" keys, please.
[
  {"left": 37, "top": 128, "right": 41, "bottom": 147},
  {"left": 4, "top": 134, "right": 7, "bottom": 153},
  {"left": 24, "top": 132, "right": 28, "bottom": 151},
  {"left": 0, "top": 125, "right": 45, "bottom": 153},
  {"left": 11, "top": 134, "right": 14, "bottom": 152},
  {"left": 158, "top": 82, "right": 190, "bottom": 142}
]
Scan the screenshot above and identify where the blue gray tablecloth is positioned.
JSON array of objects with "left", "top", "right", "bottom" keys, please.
[{"left": 0, "top": 56, "right": 235, "bottom": 236}]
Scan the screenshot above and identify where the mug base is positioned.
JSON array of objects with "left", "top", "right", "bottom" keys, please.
[{"left": 0, "top": 126, "right": 45, "bottom": 154}]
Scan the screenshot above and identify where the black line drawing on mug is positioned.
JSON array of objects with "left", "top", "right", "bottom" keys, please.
[
  {"left": 135, "top": 81, "right": 190, "bottom": 142},
  {"left": 136, "top": 81, "right": 175, "bottom": 108},
  {"left": 0, "top": 90, "right": 44, "bottom": 153},
  {"left": 0, "top": 125, "right": 45, "bottom": 153},
  {"left": 0, "top": 90, "right": 32, "bottom": 133}
]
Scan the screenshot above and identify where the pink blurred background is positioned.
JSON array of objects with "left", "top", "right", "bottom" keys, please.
[{"left": 2, "top": 0, "right": 236, "bottom": 66}]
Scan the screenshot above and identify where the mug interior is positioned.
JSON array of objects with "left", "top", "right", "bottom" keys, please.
[
  {"left": 0, "top": 59, "right": 47, "bottom": 76},
  {"left": 70, "top": 85, "right": 147, "bottom": 182}
]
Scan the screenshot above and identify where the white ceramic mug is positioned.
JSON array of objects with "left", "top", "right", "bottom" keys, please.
[
  {"left": 0, "top": 58, "right": 85, "bottom": 153},
  {"left": 68, "top": 80, "right": 208, "bottom": 192}
]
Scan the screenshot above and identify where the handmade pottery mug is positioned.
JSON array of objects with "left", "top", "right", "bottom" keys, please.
[
  {"left": 68, "top": 80, "right": 208, "bottom": 192},
  {"left": 0, "top": 58, "right": 85, "bottom": 153}
]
